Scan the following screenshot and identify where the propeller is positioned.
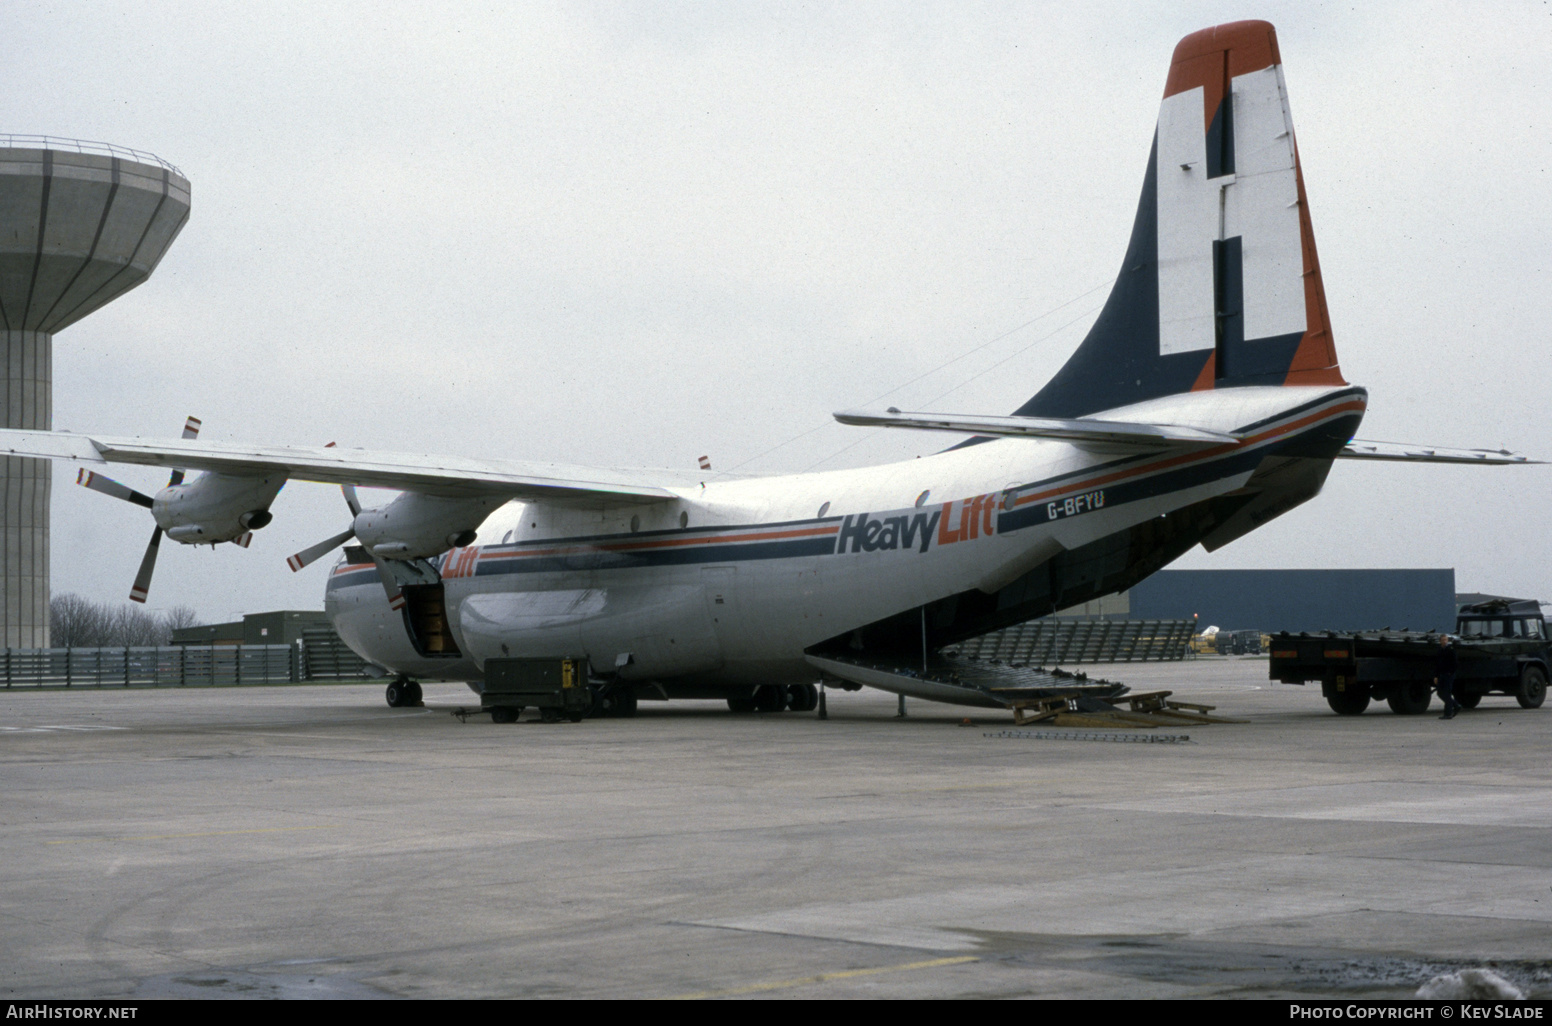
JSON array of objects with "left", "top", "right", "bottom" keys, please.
[
  {"left": 77, "top": 416, "right": 201, "bottom": 604},
  {"left": 287, "top": 483, "right": 405, "bottom": 611}
]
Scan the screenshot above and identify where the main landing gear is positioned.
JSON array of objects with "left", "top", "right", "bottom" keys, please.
[
  {"left": 727, "top": 683, "right": 819, "bottom": 714},
  {"left": 385, "top": 677, "right": 423, "bottom": 708},
  {"left": 591, "top": 685, "right": 639, "bottom": 718}
]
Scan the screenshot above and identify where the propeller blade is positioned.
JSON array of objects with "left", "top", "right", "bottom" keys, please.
[
  {"left": 286, "top": 527, "right": 356, "bottom": 572},
  {"left": 129, "top": 527, "right": 162, "bottom": 604},
  {"left": 168, "top": 416, "right": 200, "bottom": 486},
  {"left": 371, "top": 554, "right": 406, "bottom": 612},
  {"left": 341, "top": 484, "right": 362, "bottom": 517},
  {"left": 232, "top": 531, "right": 253, "bottom": 549},
  {"left": 78, "top": 469, "right": 154, "bottom": 509}
]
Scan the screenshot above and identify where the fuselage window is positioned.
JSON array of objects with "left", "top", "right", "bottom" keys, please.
[
  {"left": 679, "top": 511, "right": 689, "bottom": 529},
  {"left": 914, "top": 490, "right": 930, "bottom": 508},
  {"left": 817, "top": 501, "right": 830, "bottom": 518},
  {"left": 502, "top": 529, "right": 514, "bottom": 544},
  {"left": 630, "top": 515, "right": 640, "bottom": 533}
]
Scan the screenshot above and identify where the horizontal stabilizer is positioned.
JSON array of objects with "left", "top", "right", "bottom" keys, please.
[
  {"left": 1338, "top": 440, "right": 1543, "bottom": 465},
  {"left": 833, "top": 408, "right": 1239, "bottom": 449}
]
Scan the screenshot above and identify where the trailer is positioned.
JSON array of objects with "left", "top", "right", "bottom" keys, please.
[{"left": 1268, "top": 599, "right": 1549, "bottom": 715}]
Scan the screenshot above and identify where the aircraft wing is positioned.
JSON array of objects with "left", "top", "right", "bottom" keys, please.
[
  {"left": 1338, "top": 440, "right": 1543, "bottom": 465},
  {"left": 832, "top": 408, "right": 1238, "bottom": 449},
  {"left": 0, "top": 428, "right": 690, "bottom": 502}
]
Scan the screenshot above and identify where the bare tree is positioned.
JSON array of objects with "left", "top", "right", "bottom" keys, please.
[
  {"left": 49, "top": 593, "right": 107, "bottom": 647},
  {"left": 108, "top": 605, "right": 166, "bottom": 646},
  {"left": 161, "top": 605, "right": 203, "bottom": 634},
  {"left": 49, "top": 594, "right": 207, "bottom": 647}
]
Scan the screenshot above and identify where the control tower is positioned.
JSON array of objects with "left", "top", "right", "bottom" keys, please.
[{"left": 0, "top": 137, "right": 190, "bottom": 646}]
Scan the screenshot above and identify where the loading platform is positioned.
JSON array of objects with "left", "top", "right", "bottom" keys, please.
[{"left": 804, "top": 651, "right": 1128, "bottom": 709}]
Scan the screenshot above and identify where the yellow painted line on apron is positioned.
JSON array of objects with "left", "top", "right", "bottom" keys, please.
[
  {"left": 666, "top": 955, "right": 977, "bottom": 999},
  {"left": 46, "top": 825, "right": 336, "bottom": 845}
]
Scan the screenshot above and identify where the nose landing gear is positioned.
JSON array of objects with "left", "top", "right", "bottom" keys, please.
[{"left": 385, "top": 677, "right": 424, "bottom": 708}]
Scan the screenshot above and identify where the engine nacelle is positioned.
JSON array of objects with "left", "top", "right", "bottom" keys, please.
[
  {"left": 352, "top": 492, "right": 505, "bottom": 559},
  {"left": 153, "top": 472, "right": 286, "bottom": 544}
]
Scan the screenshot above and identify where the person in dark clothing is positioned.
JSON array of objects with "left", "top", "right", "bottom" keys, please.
[{"left": 1434, "top": 634, "right": 1460, "bottom": 719}]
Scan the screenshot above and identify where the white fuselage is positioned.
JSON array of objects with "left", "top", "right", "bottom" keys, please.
[{"left": 324, "top": 386, "right": 1366, "bottom": 686}]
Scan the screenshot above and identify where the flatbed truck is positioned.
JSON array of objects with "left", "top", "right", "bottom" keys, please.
[{"left": 1268, "top": 599, "right": 1549, "bottom": 715}]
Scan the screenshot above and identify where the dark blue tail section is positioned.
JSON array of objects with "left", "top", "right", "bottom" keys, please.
[{"left": 1015, "top": 141, "right": 1208, "bottom": 419}]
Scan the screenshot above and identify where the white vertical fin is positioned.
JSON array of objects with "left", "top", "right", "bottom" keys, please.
[
  {"left": 1155, "top": 86, "right": 1219, "bottom": 356},
  {"left": 1224, "top": 64, "right": 1305, "bottom": 342},
  {"left": 1155, "top": 62, "right": 1306, "bottom": 358}
]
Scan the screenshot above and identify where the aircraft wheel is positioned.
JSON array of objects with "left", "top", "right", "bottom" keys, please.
[
  {"left": 1386, "top": 681, "right": 1433, "bottom": 715},
  {"left": 1325, "top": 685, "right": 1369, "bottom": 716},
  {"left": 727, "top": 696, "right": 757, "bottom": 713},
  {"left": 1517, "top": 666, "right": 1547, "bottom": 709},
  {"left": 385, "top": 679, "right": 411, "bottom": 708},
  {"left": 754, "top": 686, "right": 786, "bottom": 713},
  {"left": 1456, "top": 691, "right": 1481, "bottom": 710},
  {"left": 585, "top": 688, "right": 610, "bottom": 719},
  {"left": 612, "top": 687, "right": 638, "bottom": 718},
  {"left": 405, "top": 680, "right": 424, "bottom": 705},
  {"left": 490, "top": 706, "right": 519, "bottom": 724},
  {"left": 786, "top": 683, "right": 818, "bottom": 712}
]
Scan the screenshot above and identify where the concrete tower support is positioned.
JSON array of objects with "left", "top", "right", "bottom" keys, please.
[{"left": 0, "top": 142, "right": 190, "bottom": 646}]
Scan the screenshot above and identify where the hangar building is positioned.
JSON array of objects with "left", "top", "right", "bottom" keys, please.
[{"left": 1078, "top": 568, "right": 1459, "bottom": 634}]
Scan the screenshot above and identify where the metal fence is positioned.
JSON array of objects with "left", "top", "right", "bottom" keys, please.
[
  {"left": 949, "top": 618, "right": 1196, "bottom": 665},
  {"left": 0, "top": 642, "right": 371, "bottom": 688}
]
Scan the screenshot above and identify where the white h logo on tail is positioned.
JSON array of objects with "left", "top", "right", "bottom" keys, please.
[{"left": 1155, "top": 65, "right": 1306, "bottom": 358}]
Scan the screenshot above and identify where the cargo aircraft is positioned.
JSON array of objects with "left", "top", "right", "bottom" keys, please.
[{"left": 0, "top": 21, "right": 1535, "bottom": 712}]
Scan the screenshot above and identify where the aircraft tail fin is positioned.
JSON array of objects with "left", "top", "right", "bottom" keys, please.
[{"left": 1019, "top": 20, "right": 1344, "bottom": 419}]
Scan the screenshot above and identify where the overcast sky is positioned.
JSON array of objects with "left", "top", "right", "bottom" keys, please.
[{"left": 3, "top": 0, "right": 1549, "bottom": 622}]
